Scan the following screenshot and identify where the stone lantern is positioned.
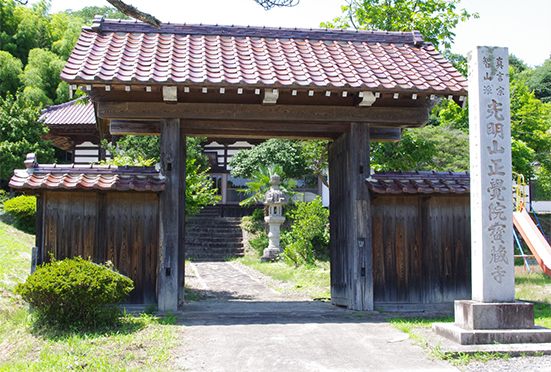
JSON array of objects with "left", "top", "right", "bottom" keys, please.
[{"left": 261, "top": 174, "right": 287, "bottom": 262}]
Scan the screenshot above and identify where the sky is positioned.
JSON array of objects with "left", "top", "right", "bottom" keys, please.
[{"left": 41, "top": 0, "right": 551, "bottom": 68}]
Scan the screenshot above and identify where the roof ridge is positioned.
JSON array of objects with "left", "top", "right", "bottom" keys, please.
[{"left": 89, "top": 16, "right": 426, "bottom": 46}]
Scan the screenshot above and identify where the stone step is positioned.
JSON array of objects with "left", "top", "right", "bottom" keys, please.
[
  {"left": 185, "top": 213, "right": 245, "bottom": 261},
  {"left": 186, "top": 243, "right": 243, "bottom": 251},
  {"left": 186, "top": 231, "right": 243, "bottom": 240},
  {"left": 186, "top": 221, "right": 242, "bottom": 228},
  {"left": 186, "top": 226, "right": 242, "bottom": 232}
]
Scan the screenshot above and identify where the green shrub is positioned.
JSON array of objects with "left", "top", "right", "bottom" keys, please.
[
  {"left": 3, "top": 195, "right": 36, "bottom": 233},
  {"left": 283, "top": 197, "right": 329, "bottom": 266},
  {"left": 16, "top": 257, "right": 134, "bottom": 330},
  {"left": 248, "top": 232, "right": 269, "bottom": 256}
]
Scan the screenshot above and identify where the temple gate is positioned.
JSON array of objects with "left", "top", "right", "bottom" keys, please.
[{"left": 47, "top": 17, "right": 468, "bottom": 311}]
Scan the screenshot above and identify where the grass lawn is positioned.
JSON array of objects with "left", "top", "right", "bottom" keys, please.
[
  {"left": 0, "top": 217, "right": 183, "bottom": 372},
  {"left": 236, "top": 254, "right": 331, "bottom": 299}
]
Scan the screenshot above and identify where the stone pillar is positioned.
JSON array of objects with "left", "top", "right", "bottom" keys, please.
[
  {"left": 433, "top": 47, "right": 551, "bottom": 345},
  {"left": 470, "top": 46, "right": 515, "bottom": 302}
]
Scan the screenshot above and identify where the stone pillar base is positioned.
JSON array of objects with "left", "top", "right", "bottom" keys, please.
[
  {"left": 433, "top": 300, "right": 551, "bottom": 345},
  {"left": 260, "top": 247, "right": 281, "bottom": 263}
]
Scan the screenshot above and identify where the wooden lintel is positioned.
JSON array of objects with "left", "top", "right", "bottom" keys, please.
[
  {"left": 98, "top": 101, "right": 430, "bottom": 126},
  {"left": 110, "top": 120, "right": 161, "bottom": 135},
  {"left": 110, "top": 120, "right": 404, "bottom": 141}
]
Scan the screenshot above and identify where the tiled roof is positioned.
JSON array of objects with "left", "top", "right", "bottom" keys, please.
[
  {"left": 9, "top": 154, "right": 164, "bottom": 192},
  {"left": 40, "top": 98, "right": 96, "bottom": 126},
  {"left": 367, "top": 171, "right": 469, "bottom": 195},
  {"left": 60, "top": 17, "right": 467, "bottom": 94}
]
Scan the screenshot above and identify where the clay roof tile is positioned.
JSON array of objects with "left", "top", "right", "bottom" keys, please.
[{"left": 61, "top": 18, "right": 468, "bottom": 94}]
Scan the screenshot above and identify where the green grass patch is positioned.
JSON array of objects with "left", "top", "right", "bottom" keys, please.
[
  {"left": 0, "top": 311, "right": 180, "bottom": 372},
  {"left": 389, "top": 316, "right": 452, "bottom": 345},
  {"left": 516, "top": 270, "right": 551, "bottom": 303},
  {"left": 236, "top": 255, "right": 330, "bottom": 299},
  {"left": 437, "top": 350, "right": 510, "bottom": 366},
  {"left": 388, "top": 316, "right": 511, "bottom": 366}
]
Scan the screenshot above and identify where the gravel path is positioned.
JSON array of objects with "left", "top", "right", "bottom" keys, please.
[{"left": 463, "top": 355, "right": 551, "bottom": 372}]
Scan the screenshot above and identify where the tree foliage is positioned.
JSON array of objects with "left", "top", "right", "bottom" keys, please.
[
  {"left": 0, "top": 1, "right": 122, "bottom": 103},
  {"left": 236, "top": 164, "right": 297, "bottom": 207},
  {"left": 229, "top": 139, "right": 329, "bottom": 187},
  {"left": 321, "top": 0, "right": 477, "bottom": 50},
  {"left": 0, "top": 93, "right": 54, "bottom": 183},
  {"left": 229, "top": 139, "right": 310, "bottom": 180},
  {"left": 0, "top": 50, "right": 22, "bottom": 96},
  {"left": 370, "top": 130, "right": 438, "bottom": 171},
  {"left": 67, "top": 5, "right": 130, "bottom": 24},
  {"left": 20, "top": 48, "right": 68, "bottom": 105},
  {"left": 525, "top": 58, "right": 551, "bottom": 104},
  {"left": 510, "top": 67, "right": 551, "bottom": 176}
]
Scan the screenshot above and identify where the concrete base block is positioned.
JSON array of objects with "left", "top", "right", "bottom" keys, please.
[
  {"left": 432, "top": 300, "right": 549, "bottom": 345},
  {"left": 455, "top": 300, "right": 534, "bottom": 330},
  {"left": 433, "top": 322, "right": 551, "bottom": 345}
]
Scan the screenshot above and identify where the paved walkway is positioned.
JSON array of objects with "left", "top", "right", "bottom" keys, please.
[{"left": 172, "top": 261, "right": 458, "bottom": 372}]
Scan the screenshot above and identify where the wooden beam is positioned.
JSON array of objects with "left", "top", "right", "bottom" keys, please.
[
  {"left": 158, "top": 118, "right": 181, "bottom": 312},
  {"left": 110, "top": 120, "right": 403, "bottom": 142},
  {"left": 98, "top": 101, "right": 430, "bottom": 127}
]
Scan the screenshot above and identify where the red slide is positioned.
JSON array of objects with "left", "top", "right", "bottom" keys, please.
[{"left": 513, "top": 208, "right": 551, "bottom": 278}]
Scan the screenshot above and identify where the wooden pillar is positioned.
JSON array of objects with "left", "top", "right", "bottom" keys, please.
[
  {"left": 33, "top": 193, "right": 45, "bottom": 273},
  {"left": 178, "top": 130, "right": 187, "bottom": 307},
  {"left": 158, "top": 118, "right": 182, "bottom": 311},
  {"left": 329, "top": 123, "right": 373, "bottom": 310}
]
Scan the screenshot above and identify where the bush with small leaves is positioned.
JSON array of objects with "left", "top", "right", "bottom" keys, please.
[
  {"left": 3, "top": 195, "right": 36, "bottom": 233},
  {"left": 16, "top": 257, "right": 134, "bottom": 330},
  {"left": 283, "top": 197, "right": 329, "bottom": 266}
]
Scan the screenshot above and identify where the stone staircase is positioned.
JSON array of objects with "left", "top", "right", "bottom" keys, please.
[{"left": 185, "top": 207, "right": 245, "bottom": 261}]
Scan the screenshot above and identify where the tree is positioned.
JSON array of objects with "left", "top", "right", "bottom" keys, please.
[
  {"left": 0, "top": 93, "right": 54, "bottom": 184},
  {"left": 0, "top": 51, "right": 22, "bottom": 96},
  {"left": 301, "top": 140, "right": 330, "bottom": 187},
  {"left": 67, "top": 5, "right": 129, "bottom": 24},
  {"left": 415, "top": 125, "right": 469, "bottom": 171},
  {"left": 509, "top": 54, "right": 529, "bottom": 75},
  {"left": 525, "top": 58, "right": 551, "bottom": 103},
  {"left": 321, "top": 0, "right": 477, "bottom": 51},
  {"left": 509, "top": 67, "right": 551, "bottom": 175},
  {"left": 370, "top": 130, "right": 438, "bottom": 171},
  {"left": 229, "top": 139, "right": 310, "bottom": 180},
  {"left": 20, "top": 48, "right": 68, "bottom": 105}
]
